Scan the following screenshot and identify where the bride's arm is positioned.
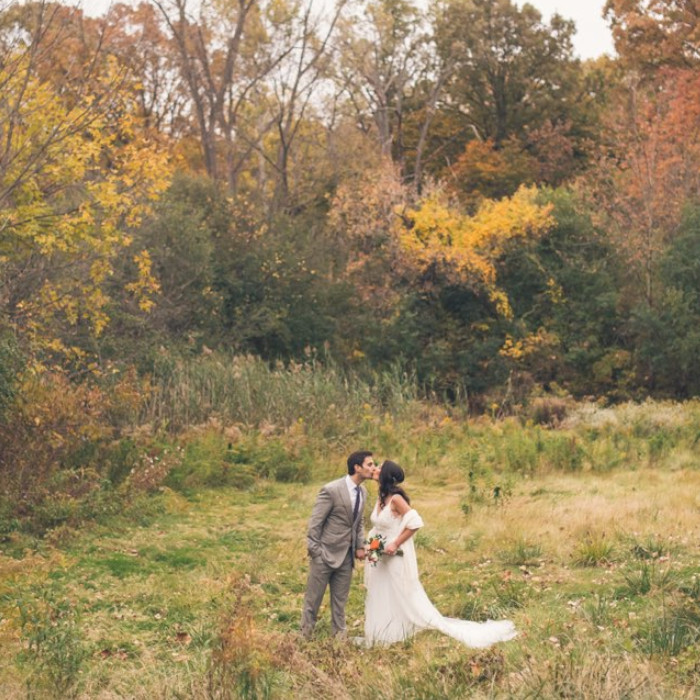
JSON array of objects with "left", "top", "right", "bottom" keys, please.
[
  {"left": 386, "top": 495, "right": 420, "bottom": 555},
  {"left": 386, "top": 525, "right": 419, "bottom": 555}
]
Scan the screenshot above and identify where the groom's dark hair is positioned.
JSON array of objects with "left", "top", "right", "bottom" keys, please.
[{"left": 347, "top": 450, "right": 373, "bottom": 475}]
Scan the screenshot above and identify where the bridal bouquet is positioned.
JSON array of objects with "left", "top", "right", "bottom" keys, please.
[{"left": 364, "top": 534, "right": 403, "bottom": 566}]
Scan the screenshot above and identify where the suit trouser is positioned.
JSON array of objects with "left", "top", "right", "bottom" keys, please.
[{"left": 301, "top": 549, "right": 353, "bottom": 637}]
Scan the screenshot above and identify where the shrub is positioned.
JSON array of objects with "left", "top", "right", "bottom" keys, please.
[
  {"left": 499, "top": 430, "right": 538, "bottom": 474},
  {"left": 0, "top": 330, "right": 22, "bottom": 418},
  {"left": 542, "top": 434, "right": 585, "bottom": 471},
  {"left": 0, "top": 371, "right": 173, "bottom": 536},
  {"left": 165, "top": 432, "right": 309, "bottom": 492},
  {"left": 207, "top": 575, "right": 283, "bottom": 699},
  {"left": 529, "top": 396, "right": 569, "bottom": 426},
  {"left": 498, "top": 539, "right": 543, "bottom": 567},
  {"left": 616, "top": 562, "right": 676, "bottom": 598}
]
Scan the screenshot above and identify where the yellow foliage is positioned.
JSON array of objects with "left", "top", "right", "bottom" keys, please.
[
  {"left": 499, "top": 328, "right": 561, "bottom": 362},
  {"left": 125, "top": 250, "right": 161, "bottom": 312},
  {"left": 398, "top": 186, "right": 554, "bottom": 316},
  {"left": 546, "top": 277, "right": 565, "bottom": 304},
  {"left": 0, "top": 53, "right": 172, "bottom": 355}
]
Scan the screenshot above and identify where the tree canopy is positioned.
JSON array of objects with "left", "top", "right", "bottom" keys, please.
[{"left": 0, "top": 0, "right": 698, "bottom": 403}]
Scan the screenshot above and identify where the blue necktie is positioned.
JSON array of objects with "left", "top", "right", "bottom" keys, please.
[{"left": 352, "top": 486, "right": 361, "bottom": 521}]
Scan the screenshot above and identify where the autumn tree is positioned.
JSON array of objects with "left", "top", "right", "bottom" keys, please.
[
  {"left": 326, "top": 160, "right": 559, "bottom": 388},
  {"left": 334, "top": 0, "right": 454, "bottom": 187},
  {"left": 0, "top": 1, "right": 170, "bottom": 365},
  {"left": 258, "top": 1, "right": 347, "bottom": 212},
  {"left": 586, "top": 68, "right": 700, "bottom": 309},
  {"left": 101, "top": 2, "right": 187, "bottom": 136},
  {"left": 605, "top": 0, "right": 700, "bottom": 71},
  {"left": 431, "top": 0, "right": 598, "bottom": 200},
  {"left": 150, "top": 0, "right": 344, "bottom": 213},
  {"left": 398, "top": 184, "right": 554, "bottom": 314},
  {"left": 447, "top": 137, "right": 537, "bottom": 206},
  {"left": 495, "top": 188, "right": 625, "bottom": 395},
  {"left": 435, "top": 0, "right": 580, "bottom": 144}
]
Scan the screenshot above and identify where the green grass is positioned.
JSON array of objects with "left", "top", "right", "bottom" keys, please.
[{"left": 2, "top": 402, "right": 700, "bottom": 697}]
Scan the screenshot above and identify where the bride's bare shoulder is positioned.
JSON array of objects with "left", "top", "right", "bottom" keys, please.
[{"left": 390, "top": 493, "right": 410, "bottom": 515}]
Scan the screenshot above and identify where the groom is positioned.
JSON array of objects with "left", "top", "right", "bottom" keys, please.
[{"left": 301, "top": 450, "right": 375, "bottom": 639}]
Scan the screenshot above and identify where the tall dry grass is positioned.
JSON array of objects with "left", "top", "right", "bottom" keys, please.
[{"left": 142, "top": 353, "right": 423, "bottom": 434}]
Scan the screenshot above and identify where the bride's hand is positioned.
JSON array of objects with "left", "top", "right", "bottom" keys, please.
[{"left": 385, "top": 540, "right": 399, "bottom": 556}]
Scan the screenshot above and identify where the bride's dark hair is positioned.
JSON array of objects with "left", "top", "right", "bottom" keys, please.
[{"left": 378, "top": 460, "right": 410, "bottom": 509}]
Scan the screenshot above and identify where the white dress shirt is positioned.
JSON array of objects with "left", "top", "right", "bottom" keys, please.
[{"left": 345, "top": 475, "right": 362, "bottom": 515}]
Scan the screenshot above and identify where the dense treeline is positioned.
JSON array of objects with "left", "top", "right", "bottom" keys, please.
[{"left": 2, "top": 0, "right": 700, "bottom": 524}]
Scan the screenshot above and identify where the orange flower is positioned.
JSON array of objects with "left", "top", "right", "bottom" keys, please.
[{"left": 369, "top": 539, "right": 382, "bottom": 551}]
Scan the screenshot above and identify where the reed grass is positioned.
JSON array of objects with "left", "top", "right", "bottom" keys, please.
[{"left": 142, "top": 353, "right": 422, "bottom": 435}]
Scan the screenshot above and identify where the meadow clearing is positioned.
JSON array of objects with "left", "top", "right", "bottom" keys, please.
[{"left": 1, "top": 400, "right": 700, "bottom": 699}]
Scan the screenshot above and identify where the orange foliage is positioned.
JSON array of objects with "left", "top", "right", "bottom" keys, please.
[
  {"left": 606, "top": 0, "right": 700, "bottom": 71},
  {"left": 450, "top": 127, "right": 576, "bottom": 208},
  {"left": 449, "top": 138, "right": 536, "bottom": 206},
  {"left": 327, "top": 161, "right": 408, "bottom": 306},
  {"left": 588, "top": 67, "right": 700, "bottom": 305},
  {"left": 0, "top": 369, "right": 148, "bottom": 505}
]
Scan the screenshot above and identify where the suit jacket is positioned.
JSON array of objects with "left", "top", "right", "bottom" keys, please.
[{"left": 306, "top": 477, "right": 367, "bottom": 569}]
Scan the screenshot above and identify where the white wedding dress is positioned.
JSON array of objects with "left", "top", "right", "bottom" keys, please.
[{"left": 364, "top": 497, "right": 517, "bottom": 647}]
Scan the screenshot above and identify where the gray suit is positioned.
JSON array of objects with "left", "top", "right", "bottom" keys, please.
[{"left": 301, "top": 477, "right": 367, "bottom": 637}]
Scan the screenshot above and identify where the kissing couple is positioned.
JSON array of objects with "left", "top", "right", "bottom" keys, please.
[{"left": 301, "top": 450, "right": 517, "bottom": 647}]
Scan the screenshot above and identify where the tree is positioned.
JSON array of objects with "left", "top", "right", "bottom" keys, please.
[
  {"left": 260, "top": 0, "right": 346, "bottom": 212},
  {"left": 335, "top": 0, "right": 454, "bottom": 186},
  {"left": 586, "top": 68, "right": 700, "bottom": 308},
  {"left": 0, "top": 1, "right": 170, "bottom": 365},
  {"left": 152, "top": 0, "right": 343, "bottom": 213},
  {"left": 496, "top": 188, "right": 625, "bottom": 396},
  {"left": 627, "top": 204, "right": 700, "bottom": 396},
  {"left": 108, "top": 173, "right": 225, "bottom": 355},
  {"left": 435, "top": 0, "right": 581, "bottom": 147},
  {"left": 398, "top": 184, "right": 554, "bottom": 318},
  {"left": 102, "top": 1, "right": 188, "bottom": 137},
  {"left": 152, "top": 0, "right": 262, "bottom": 188},
  {"left": 605, "top": 0, "right": 700, "bottom": 70},
  {"left": 447, "top": 137, "right": 537, "bottom": 206},
  {"left": 325, "top": 160, "right": 408, "bottom": 340}
]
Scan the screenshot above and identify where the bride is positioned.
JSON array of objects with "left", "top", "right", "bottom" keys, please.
[{"left": 364, "top": 460, "right": 517, "bottom": 648}]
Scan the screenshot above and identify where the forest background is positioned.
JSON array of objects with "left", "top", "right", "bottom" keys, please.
[{"left": 3, "top": 0, "right": 700, "bottom": 507}]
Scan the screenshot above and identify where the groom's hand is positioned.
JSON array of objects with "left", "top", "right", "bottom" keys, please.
[{"left": 355, "top": 548, "right": 366, "bottom": 560}]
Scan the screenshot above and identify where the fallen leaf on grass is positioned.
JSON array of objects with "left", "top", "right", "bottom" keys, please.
[{"left": 99, "top": 649, "right": 129, "bottom": 660}]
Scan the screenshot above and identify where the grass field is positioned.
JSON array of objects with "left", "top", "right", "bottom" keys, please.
[{"left": 1, "top": 403, "right": 700, "bottom": 698}]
